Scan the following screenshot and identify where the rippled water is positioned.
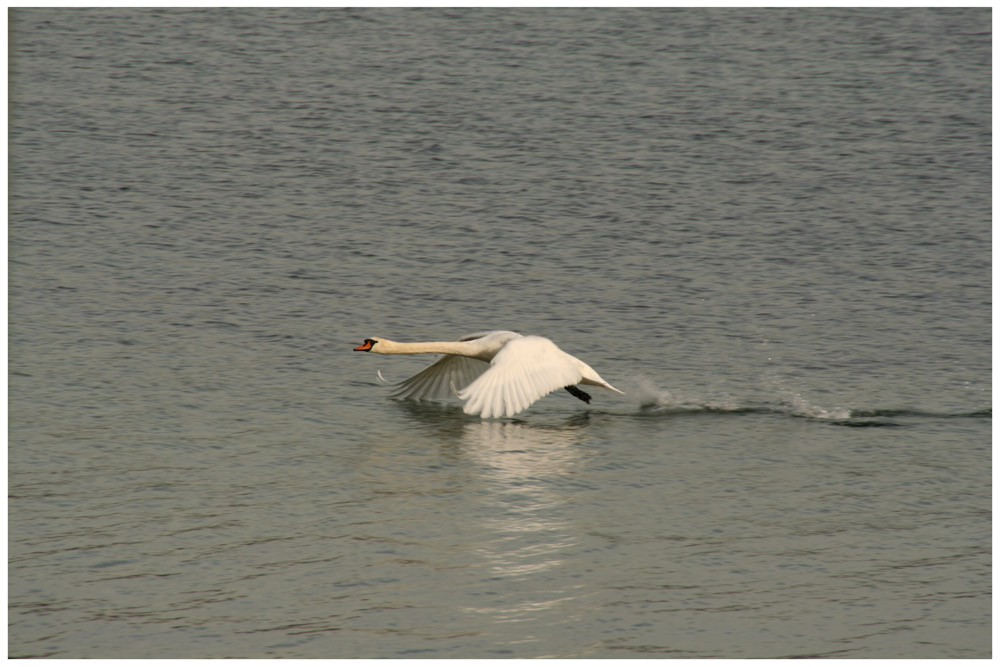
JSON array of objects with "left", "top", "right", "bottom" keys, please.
[{"left": 9, "top": 8, "right": 991, "bottom": 658}]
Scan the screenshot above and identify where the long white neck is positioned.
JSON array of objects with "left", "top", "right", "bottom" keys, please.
[{"left": 374, "top": 339, "right": 477, "bottom": 357}]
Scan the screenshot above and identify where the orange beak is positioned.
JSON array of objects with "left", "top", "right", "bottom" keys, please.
[{"left": 354, "top": 340, "right": 374, "bottom": 352}]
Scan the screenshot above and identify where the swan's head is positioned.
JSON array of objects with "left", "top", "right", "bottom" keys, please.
[{"left": 353, "top": 337, "right": 383, "bottom": 353}]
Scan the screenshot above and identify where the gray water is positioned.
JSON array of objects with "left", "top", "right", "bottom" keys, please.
[{"left": 8, "top": 8, "right": 991, "bottom": 659}]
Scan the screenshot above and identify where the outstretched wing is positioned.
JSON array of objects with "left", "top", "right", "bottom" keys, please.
[
  {"left": 457, "top": 336, "right": 582, "bottom": 418},
  {"left": 390, "top": 354, "right": 489, "bottom": 401}
]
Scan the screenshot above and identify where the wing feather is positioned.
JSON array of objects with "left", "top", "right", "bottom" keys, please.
[
  {"left": 391, "top": 354, "right": 489, "bottom": 401},
  {"left": 457, "top": 336, "right": 583, "bottom": 418}
]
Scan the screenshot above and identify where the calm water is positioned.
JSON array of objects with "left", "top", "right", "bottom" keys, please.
[{"left": 8, "top": 8, "right": 991, "bottom": 659}]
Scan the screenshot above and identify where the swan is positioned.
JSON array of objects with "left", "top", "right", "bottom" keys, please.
[{"left": 353, "top": 330, "right": 624, "bottom": 418}]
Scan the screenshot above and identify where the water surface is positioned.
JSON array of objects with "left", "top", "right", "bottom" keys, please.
[{"left": 9, "top": 8, "right": 991, "bottom": 658}]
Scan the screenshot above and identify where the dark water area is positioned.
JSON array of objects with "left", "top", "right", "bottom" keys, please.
[{"left": 9, "top": 8, "right": 991, "bottom": 658}]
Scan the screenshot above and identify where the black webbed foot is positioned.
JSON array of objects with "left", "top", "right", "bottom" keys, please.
[{"left": 564, "top": 385, "right": 591, "bottom": 404}]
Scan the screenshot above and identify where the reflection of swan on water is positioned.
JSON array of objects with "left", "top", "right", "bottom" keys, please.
[
  {"left": 460, "top": 420, "right": 588, "bottom": 624},
  {"left": 461, "top": 420, "right": 587, "bottom": 481},
  {"left": 383, "top": 403, "right": 591, "bottom": 627},
  {"left": 386, "top": 400, "right": 592, "bottom": 478},
  {"left": 354, "top": 330, "right": 623, "bottom": 418}
]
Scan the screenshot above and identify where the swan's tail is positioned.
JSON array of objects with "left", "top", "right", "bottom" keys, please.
[{"left": 588, "top": 378, "right": 625, "bottom": 394}]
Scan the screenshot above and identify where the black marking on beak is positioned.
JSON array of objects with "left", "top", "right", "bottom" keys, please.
[{"left": 354, "top": 338, "right": 376, "bottom": 352}]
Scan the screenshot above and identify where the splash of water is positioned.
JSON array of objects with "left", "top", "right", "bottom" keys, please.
[
  {"left": 628, "top": 375, "right": 851, "bottom": 420},
  {"left": 630, "top": 376, "right": 742, "bottom": 414},
  {"left": 777, "top": 390, "right": 852, "bottom": 420}
]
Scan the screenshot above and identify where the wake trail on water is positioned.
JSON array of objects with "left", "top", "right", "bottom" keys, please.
[{"left": 623, "top": 376, "right": 990, "bottom": 426}]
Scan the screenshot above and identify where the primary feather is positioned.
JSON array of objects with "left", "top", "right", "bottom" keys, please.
[{"left": 391, "top": 354, "right": 487, "bottom": 401}]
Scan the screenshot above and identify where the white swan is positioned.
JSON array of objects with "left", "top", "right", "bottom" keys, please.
[{"left": 353, "top": 330, "right": 624, "bottom": 419}]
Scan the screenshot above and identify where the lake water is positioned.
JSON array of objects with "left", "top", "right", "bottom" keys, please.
[{"left": 8, "top": 7, "right": 991, "bottom": 659}]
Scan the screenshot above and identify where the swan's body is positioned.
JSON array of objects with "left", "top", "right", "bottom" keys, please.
[{"left": 354, "top": 330, "right": 623, "bottom": 418}]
